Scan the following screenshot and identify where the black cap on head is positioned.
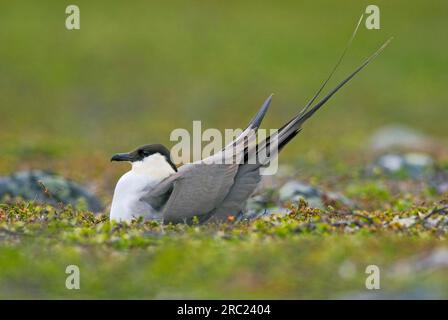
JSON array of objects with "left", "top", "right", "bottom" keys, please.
[{"left": 111, "top": 144, "right": 177, "bottom": 172}]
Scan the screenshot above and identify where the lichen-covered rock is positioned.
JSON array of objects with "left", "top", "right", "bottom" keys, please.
[
  {"left": 436, "top": 182, "right": 448, "bottom": 194},
  {"left": 241, "top": 191, "right": 277, "bottom": 220},
  {"left": 247, "top": 180, "right": 353, "bottom": 214},
  {"left": 403, "top": 153, "right": 434, "bottom": 176},
  {"left": 376, "top": 154, "right": 404, "bottom": 172},
  {"left": 278, "top": 180, "right": 352, "bottom": 210},
  {"left": 279, "top": 181, "right": 320, "bottom": 202},
  {"left": 324, "top": 191, "right": 354, "bottom": 208},
  {"left": 429, "top": 169, "right": 448, "bottom": 194},
  {"left": 262, "top": 207, "right": 291, "bottom": 217},
  {"left": 0, "top": 170, "right": 102, "bottom": 212}
]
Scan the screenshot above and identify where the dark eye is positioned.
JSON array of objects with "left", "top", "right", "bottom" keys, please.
[{"left": 139, "top": 149, "right": 150, "bottom": 157}]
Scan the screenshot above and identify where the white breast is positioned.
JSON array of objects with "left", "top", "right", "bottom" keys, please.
[{"left": 110, "top": 153, "right": 176, "bottom": 222}]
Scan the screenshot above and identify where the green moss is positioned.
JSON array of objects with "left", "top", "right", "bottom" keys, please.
[{"left": 0, "top": 200, "right": 447, "bottom": 298}]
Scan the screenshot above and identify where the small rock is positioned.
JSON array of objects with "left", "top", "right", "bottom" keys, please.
[
  {"left": 0, "top": 170, "right": 103, "bottom": 212},
  {"left": 372, "top": 152, "right": 434, "bottom": 179},
  {"left": 262, "top": 207, "right": 291, "bottom": 216},
  {"left": 404, "top": 153, "right": 433, "bottom": 167},
  {"left": 391, "top": 215, "right": 417, "bottom": 228},
  {"left": 244, "top": 181, "right": 352, "bottom": 218},
  {"left": 279, "top": 180, "right": 353, "bottom": 210},
  {"left": 325, "top": 191, "right": 354, "bottom": 207},
  {"left": 278, "top": 180, "right": 351, "bottom": 210},
  {"left": 423, "top": 216, "right": 443, "bottom": 228},
  {"left": 377, "top": 154, "right": 404, "bottom": 172},
  {"left": 437, "top": 182, "right": 448, "bottom": 194},
  {"left": 302, "top": 196, "right": 324, "bottom": 210},
  {"left": 429, "top": 169, "right": 448, "bottom": 194},
  {"left": 403, "top": 153, "right": 434, "bottom": 177},
  {"left": 279, "top": 181, "right": 320, "bottom": 202}
]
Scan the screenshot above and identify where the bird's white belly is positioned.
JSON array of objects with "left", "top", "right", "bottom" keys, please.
[{"left": 110, "top": 171, "right": 162, "bottom": 222}]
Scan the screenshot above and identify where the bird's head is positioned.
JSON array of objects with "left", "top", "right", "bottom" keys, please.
[{"left": 111, "top": 144, "right": 177, "bottom": 172}]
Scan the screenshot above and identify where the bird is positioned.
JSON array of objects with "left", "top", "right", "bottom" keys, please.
[{"left": 109, "top": 35, "right": 392, "bottom": 224}]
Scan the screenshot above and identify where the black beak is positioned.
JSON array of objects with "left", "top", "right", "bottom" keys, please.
[{"left": 110, "top": 152, "right": 133, "bottom": 162}]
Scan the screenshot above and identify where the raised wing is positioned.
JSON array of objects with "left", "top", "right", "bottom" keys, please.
[{"left": 203, "top": 94, "right": 273, "bottom": 165}]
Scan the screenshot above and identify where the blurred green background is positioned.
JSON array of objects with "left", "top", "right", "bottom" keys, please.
[{"left": 1, "top": 0, "right": 446, "bottom": 181}]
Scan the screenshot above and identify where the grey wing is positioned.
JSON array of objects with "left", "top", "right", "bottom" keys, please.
[
  {"left": 206, "top": 164, "right": 262, "bottom": 222},
  {"left": 143, "top": 95, "right": 273, "bottom": 223},
  {"left": 141, "top": 180, "right": 174, "bottom": 212},
  {"left": 147, "top": 162, "right": 238, "bottom": 224},
  {"left": 186, "top": 97, "right": 272, "bottom": 222}
]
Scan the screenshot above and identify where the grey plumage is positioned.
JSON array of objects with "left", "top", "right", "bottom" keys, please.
[
  {"left": 157, "top": 163, "right": 238, "bottom": 224},
  {"left": 111, "top": 35, "right": 392, "bottom": 224},
  {"left": 142, "top": 38, "right": 392, "bottom": 224}
]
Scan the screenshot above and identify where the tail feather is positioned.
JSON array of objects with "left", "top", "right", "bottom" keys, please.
[
  {"left": 248, "top": 94, "right": 274, "bottom": 130},
  {"left": 278, "top": 14, "right": 364, "bottom": 133},
  {"left": 251, "top": 37, "right": 393, "bottom": 165},
  {"left": 296, "top": 14, "right": 364, "bottom": 119},
  {"left": 276, "top": 37, "right": 393, "bottom": 150}
]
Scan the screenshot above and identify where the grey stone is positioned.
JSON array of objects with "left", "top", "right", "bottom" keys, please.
[
  {"left": 262, "top": 207, "right": 291, "bottom": 216},
  {"left": 391, "top": 215, "right": 417, "bottom": 228},
  {"left": 304, "top": 197, "right": 325, "bottom": 210},
  {"left": 403, "top": 153, "right": 434, "bottom": 177},
  {"left": 377, "top": 154, "right": 404, "bottom": 172},
  {"left": 429, "top": 169, "right": 448, "bottom": 194},
  {"left": 373, "top": 152, "right": 435, "bottom": 178},
  {"left": 243, "top": 180, "right": 353, "bottom": 219},
  {"left": 0, "top": 170, "right": 103, "bottom": 212},
  {"left": 278, "top": 180, "right": 352, "bottom": 209},
  {"left": 437, "top": 182, "right": 448, "bottom": 194},
  {"left": 279, "top": 181, "right": 320, "bottom": 202},
  {"left": 325, "top": 191, "right": 354, "bottom": 207}
]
